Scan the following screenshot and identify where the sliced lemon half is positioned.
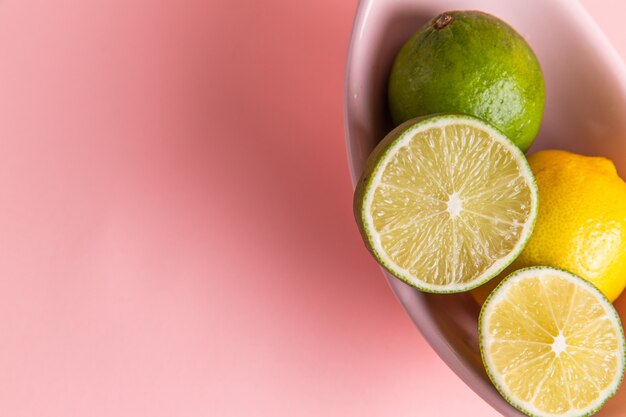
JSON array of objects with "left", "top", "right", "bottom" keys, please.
[
  {"left": 480, "top": 267, "right": 625, "bottom": 417},
  {"left": 354, "top": 114, "right": 538, "bottom": 292}
]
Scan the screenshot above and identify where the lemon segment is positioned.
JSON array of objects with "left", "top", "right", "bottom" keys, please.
[
  {"left": 480, "top": 267, "right": 625, "bottom": 417},
  {"left": 354, "top": 115, "right": 538, "bottom": 293}
]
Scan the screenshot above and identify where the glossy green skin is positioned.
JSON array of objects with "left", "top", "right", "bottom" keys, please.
[{"left": 388, "top": 11, "right": 545, "bottom": 152}]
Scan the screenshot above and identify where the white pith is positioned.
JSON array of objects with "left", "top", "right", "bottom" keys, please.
[
  {"left": 446, "top": 191, "right": 462, "bottom": 218},
  {"left": 551, "top": 332, "right": 567, "bottom": 357}
]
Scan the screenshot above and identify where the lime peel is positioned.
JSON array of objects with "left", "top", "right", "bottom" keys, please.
[{"left": 388, "top": 10, "right": 546, "bottom": 151}]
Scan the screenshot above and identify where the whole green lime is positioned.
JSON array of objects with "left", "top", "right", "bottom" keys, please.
[{"left": 388, "top": 11, "right": 545, "bottom": 152}]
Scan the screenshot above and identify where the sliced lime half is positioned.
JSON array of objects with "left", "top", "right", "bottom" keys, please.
[
  {"left": 354, "top": 114, "right": 538, "bottom": 292},
  {"left": 480, "top": 267, "right": 625, "bottom": 417}
]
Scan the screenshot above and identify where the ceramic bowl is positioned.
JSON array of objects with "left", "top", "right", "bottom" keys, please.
[{"left": 344, "top": 0, "right": 626, "bottom": 415}]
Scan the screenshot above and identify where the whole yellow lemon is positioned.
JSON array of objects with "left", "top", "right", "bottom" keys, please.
[{"left": 473, "top": 150, "right": 626, "bottom": 303}]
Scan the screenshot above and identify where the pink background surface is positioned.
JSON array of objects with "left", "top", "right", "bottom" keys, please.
[{"left": 0, "top": 1, "right": 621, "bottom": 416}]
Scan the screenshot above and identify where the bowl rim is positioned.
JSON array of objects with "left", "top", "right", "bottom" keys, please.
[{"left": 343, "top": 0, "right": 626, "bottom": 415}]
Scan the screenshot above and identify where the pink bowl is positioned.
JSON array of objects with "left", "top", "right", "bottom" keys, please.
[{"left": 344, "top": 0, "right": 626, "bottom": 415}]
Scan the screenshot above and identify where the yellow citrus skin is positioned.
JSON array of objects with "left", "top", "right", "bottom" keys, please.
[{"left": 473, "top": 150, "right": 626, "bottom": 303}]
